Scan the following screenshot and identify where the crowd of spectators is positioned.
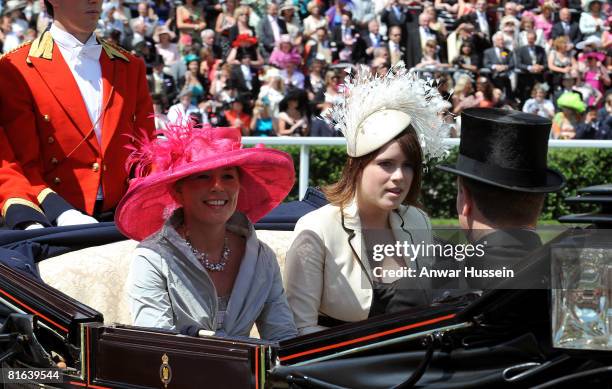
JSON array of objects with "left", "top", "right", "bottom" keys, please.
[{"left": 1, "top": 0, "right": 611, "bottom": 139}]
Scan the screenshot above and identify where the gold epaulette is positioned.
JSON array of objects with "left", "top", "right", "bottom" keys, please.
[
  {"left": 26, "top": 30, "right": 53, "bottom": 64},
  {"left": 100, "top": 39, "right": 130, "bottom": 62},
  {"left": 0, "top": 40, "right": 33, "bottom": 62}
]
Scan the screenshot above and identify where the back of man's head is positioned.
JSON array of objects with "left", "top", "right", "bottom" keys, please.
[{"left": 459, "top": 176, "right": 546, "bottom": 228}]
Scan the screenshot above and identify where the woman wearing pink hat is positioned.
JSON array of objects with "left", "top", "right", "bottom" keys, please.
[
  {"left": 115, "top": 123, "right": 297, "bottom": 341},
  {"left": 284, "top": 63, "right": 451, "bottom": 335}
]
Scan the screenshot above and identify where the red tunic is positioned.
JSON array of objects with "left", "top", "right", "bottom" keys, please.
[{"left": 0, "top": 32, "right": 155, "bottom": 227}]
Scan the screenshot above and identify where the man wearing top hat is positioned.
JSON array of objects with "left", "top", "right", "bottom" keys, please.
[
  {"left": 438, "top": 108, "right": 566, "bottom": 290},
  {"left": 0, "top": 0, "right": 155, "bottom": 229}
]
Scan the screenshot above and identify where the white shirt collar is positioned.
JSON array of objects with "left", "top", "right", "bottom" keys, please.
[{"left": 50, "top": 23, "right": 98, "bottom": 51}]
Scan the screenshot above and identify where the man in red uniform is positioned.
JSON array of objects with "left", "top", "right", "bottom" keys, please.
[{"left": 0, "top": 0, "right": 155, "bottom": 229}]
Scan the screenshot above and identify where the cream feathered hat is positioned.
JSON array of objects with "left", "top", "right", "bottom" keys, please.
[{"left": 325, "top": 62, "right": 451, "bottom": 158}]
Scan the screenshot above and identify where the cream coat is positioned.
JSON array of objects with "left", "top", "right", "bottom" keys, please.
[{"left": 284, "top": 200, "right": 433, "bottom": 335}]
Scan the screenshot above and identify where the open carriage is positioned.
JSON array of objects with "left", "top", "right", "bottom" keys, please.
[{"left": 1, "top": 186, "right": 611, "bottom": 388}]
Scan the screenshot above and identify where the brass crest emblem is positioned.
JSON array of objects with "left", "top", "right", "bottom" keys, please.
[{"left": 159, "top": 353, "right": 172, "bottom": 388}]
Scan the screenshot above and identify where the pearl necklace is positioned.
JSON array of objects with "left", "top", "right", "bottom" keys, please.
[{"left": 185, "top": 235, "right": 231, "bottom": 272}]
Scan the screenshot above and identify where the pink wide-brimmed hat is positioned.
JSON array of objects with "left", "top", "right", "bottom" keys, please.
[{"left": 115, "top": 123, "right": 295, "bottom": 241}]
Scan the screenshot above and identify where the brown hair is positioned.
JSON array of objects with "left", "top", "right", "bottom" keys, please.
[
  {"left": 323, "top": 126, "right": 423, "bottom": 208},
  {"left": 459, "top": 177, "right": 545, "bottom": 226}
]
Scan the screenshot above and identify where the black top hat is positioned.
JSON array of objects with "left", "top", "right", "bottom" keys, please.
[{"left": 438, "top": 108, "right": 565, "bottom": 193}]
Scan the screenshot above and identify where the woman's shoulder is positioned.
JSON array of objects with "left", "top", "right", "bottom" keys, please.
[{"left": 294, "top": 204, "right": 341, "bottom": 231}]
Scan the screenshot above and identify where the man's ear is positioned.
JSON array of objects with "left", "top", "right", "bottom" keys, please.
[{"left": 457, "top": 178, "right": 472, "bottom": 218}]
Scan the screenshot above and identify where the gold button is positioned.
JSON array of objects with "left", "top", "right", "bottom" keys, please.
[
  {"left": 51, "top": 157, "right": 58, "bottom": 164},
  {"left": 53, "top": 177, "right": 61, "bottom": 184},
  {"left": 48, "top": 136, "right": 55, "bottom": 144},
  {"left": 43, "top": 114, "right": 51, "bottom": 122},
  {"left": 92, "top": 162, "right": 100, "bottom": 172}
]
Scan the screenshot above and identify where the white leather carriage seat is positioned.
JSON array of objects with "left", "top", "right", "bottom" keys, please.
[{"left": 38, "top": 230, "right": 295, "bottom": 330}]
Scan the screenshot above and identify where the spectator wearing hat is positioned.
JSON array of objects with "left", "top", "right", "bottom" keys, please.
[
  {"left": 167, "top": 89, "right": 203, "bottom": 126},
  {"left": 499, "top": 15, "right": 520, "bottom": 52},
  {"left": 582, "top": 51, "right": 610, "bottom": 98},
  {"left": 258, "top": 2, "right": 288, "bottom": 57},
  {"left": 0, "top": 0, "right": 154, "bottom": 229},
  {"left": 579, "top": 0, "right": 606, "bottom": 38},
  {"left": 515, "top": 30, "right": 547, "bottom": 102},
  {"left": 551, "top": 7, "right": 583, "bottom": 47},
  {"left": 279, "top": 0, "right": 302, "bottom": 41},
  {"left": 553, "top": 91, "right": 587, "bottom": 139},
  {"left": 277, "top": 51, "right": 305, "bottom": 90},
  {"left": 269, "top": 34, "right": 298, "bottom": 67},
  {"left": 522, "top": 83, "right": 555, "bottom": 119},
  {"left": 303, "top": 1, "right": 327, "bottom": 38},
  {"left": 483, "top": 32, "right": 514, "bottom": 99},
  {"left": 3, "top": 0, "right": 27, "bottom": 47},
  {"left": 154, "top": 26, "right": 180, "bottom": 72},
  {"left": 278, "top": 89, "right": 310, "bottom": 136},
  {"left": 574, "top": 68, "right": 604, "bottom": 108},
  {"left": 227, "top": 34, "right": 262, "bottom": 96}
]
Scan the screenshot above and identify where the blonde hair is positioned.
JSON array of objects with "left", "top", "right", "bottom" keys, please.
[
  {"left": 454, "top": 75, "right": 472, "bottom": 95},
  {"left": 234, "top": 5, "right": 250, "bottom": 19},
  {"left": 552, "top": 35, "right": 568, "bottom": 51}
]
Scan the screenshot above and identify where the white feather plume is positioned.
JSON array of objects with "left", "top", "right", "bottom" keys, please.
[{"left": 324, "top": 62, "right": 451, "bottom": 160}]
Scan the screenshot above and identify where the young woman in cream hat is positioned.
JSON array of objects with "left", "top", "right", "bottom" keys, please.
[{"left": 284, "top": 63, "right": 451, "bottom": 335}]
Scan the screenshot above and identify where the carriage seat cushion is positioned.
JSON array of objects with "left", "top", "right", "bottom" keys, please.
[{"left": 38, "top": 230, "right": 295, "bottom": 326}]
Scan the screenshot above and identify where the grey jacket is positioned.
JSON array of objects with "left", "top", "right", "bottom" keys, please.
[{"left": 127, "top": 210, "right": 297, "bottom": 342}]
